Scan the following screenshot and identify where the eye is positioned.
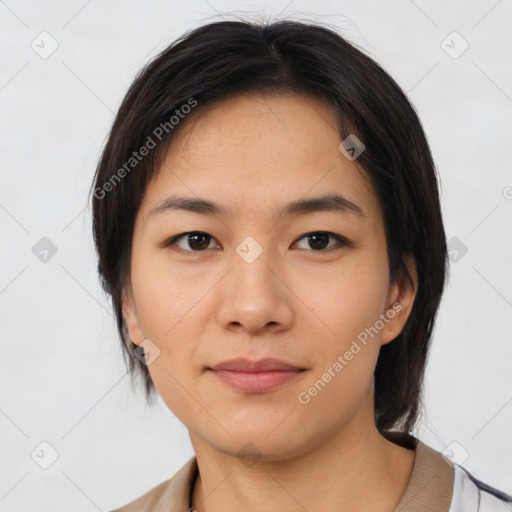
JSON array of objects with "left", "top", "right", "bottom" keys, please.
[
  {"left": 164, "top": 231, "right": 220, "bottom": 254},
  {"left": 293, "top": 231, "right": 349, "bottom": 252},
  {"left": 162, "top": 230, "right": 350, "bottom": 255}
]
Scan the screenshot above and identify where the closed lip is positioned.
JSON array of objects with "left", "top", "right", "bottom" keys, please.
[{"left": 208, "top": 357, "right": 306, "bottom": 372}]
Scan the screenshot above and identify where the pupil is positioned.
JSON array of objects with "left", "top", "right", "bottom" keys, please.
[
  {"left": 310, "top": 233, "right": 328, "bottom": 250},
  {"left": 190, "top": 233, "right": 209, "bottom": 250}
]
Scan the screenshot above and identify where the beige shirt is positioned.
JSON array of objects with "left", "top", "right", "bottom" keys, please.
[{"left": 110, "top": 437, "right": 510, "bottom": 511}]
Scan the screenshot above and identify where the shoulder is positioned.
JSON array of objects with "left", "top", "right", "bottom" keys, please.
[
  {"left": 109, "top": 478, "right": 174, "bottom": 512},
  {"left": 449, "top": 463, "right": 512, "bottom": 512},
  {"left": 108, "top": 456, "right": 198, "bottom": 512},
  {"left": 389, "top": 432, "right": 511, "bottom": 512}
]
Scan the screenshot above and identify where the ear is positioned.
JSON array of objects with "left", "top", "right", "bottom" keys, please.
[
  {"left": 121, "top": 285, "right": 144, "bottom": 346},
  {"left": 380, "top": 254, "right": 418, "bottom": 346}
]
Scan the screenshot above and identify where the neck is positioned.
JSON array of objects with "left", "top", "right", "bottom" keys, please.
[{"left": 189, "top": 407, "right": 415, "bottom": 512}]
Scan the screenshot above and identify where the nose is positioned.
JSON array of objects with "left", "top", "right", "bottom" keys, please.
[{"left": 215, "top": 245, "right": 294, "bottom": 335}]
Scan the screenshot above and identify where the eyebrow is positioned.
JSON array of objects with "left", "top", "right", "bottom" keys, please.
[{"left": 148, "top": 193, "right": 366, "bottom": 219}]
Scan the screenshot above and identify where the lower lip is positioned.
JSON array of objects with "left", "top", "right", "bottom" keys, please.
[{"left": 209, "top": 369, "right": 304, "bottom": 393}]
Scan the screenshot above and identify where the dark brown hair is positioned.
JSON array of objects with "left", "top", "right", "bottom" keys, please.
[{"left": 90, "top": 19, "right": 448, "bottom": 434}]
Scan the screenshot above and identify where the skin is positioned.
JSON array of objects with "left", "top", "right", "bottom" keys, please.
[{"left": 123, "top": 91, "right": 418, "bottom": 512}]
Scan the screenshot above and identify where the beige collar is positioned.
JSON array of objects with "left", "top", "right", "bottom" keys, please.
[
  {"left": 112, "top": 437, "right": 454, "bottom": 511},
  {"left": 393, "top": 438, "right": 454, "bottom": 511}
]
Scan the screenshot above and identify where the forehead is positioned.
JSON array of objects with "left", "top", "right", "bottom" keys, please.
[{"left": 140, "top": 92, "right": 379, "bottom": 223}]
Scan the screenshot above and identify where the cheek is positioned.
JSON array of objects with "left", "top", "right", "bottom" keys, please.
[
  {"left": 130, "top": 242, "right": 213, "bottom": 340},
  {"left": 301, "top": 257, "right": 389, "bottom": 406},
  {"left": 295, "top": 267, "right": 387, "bottom": 426},
  {"left": 131, "top": 259, "right": 208, "bottom": 420},
  {"left": 318, "top": 257, "right": 390, "bottom": 347}
]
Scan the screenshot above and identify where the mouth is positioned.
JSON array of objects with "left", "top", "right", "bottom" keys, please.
[{"left": 207, "top": 357, "right": 307, "bottom": 393}]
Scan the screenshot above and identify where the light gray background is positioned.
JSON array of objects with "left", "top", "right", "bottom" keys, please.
[{"left": 1, "top": 0, "right": 511, "bottom": 510}]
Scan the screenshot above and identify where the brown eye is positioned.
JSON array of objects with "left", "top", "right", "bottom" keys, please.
[
  {"left": 166, "top": 231, "right": 219, "bottom": 253},
  {"left": 163, "top": 230, "right": 349, "bottom": 255},
  {"left": 294, "top": 232, "right": 348, "bottom": 252}
]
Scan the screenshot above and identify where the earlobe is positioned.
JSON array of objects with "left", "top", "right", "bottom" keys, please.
[
  {"left": 380, "top": 255, "right": 418, "bottom": 345},
  {"left": 121, "top": 287, "right": 144, "bottom": 346}
]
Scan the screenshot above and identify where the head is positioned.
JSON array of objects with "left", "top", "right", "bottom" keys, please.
[{"left": 91, "top": 19, "right": 447, "bottom": 455}]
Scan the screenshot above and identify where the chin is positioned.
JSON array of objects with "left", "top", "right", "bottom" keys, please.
[
  {"left": 195, "top": 416, "right": 315, "bottom": 461},
  {"left": 212, "top": 434, "right": 311, "bottom": 464}
]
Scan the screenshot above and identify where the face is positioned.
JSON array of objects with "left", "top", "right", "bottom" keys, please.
[{"left": 123, "top": 92, "right": 417, "bottom": 460}]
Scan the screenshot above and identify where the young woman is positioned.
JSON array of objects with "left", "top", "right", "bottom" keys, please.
[{"left": 91, "top": 19, "right": 512, "bottom": 512}]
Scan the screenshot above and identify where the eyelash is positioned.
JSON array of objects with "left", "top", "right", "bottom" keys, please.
[{"left": 161, "top": 231, "right": 351, "bottom": 256}]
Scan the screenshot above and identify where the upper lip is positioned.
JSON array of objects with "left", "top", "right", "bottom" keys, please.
[{"left": 209, "top": 357, "right": 305, "bottom": 372}]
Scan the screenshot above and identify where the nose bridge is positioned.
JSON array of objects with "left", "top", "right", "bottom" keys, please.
[
  {"left": 215, "top": 234, "right": 293, "bottom": 333},
  {"left": 232, "top": 234, "right": 279, "bottom": 297}
]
